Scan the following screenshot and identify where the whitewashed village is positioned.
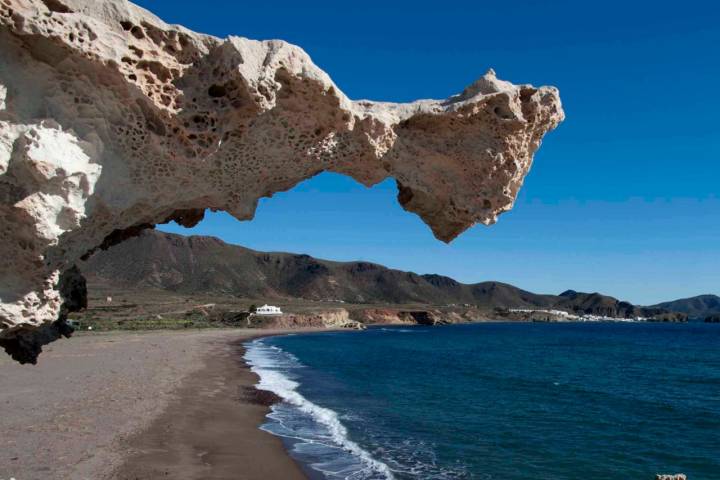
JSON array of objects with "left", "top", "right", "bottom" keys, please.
[{"left": 507, "top": 308, "right": 652, "bottom": 322}]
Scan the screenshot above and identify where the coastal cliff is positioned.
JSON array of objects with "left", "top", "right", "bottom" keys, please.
[{"left": 249, "top": 309, "right": 364, "bottom": 330}]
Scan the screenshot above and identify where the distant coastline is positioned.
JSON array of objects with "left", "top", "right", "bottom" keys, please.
[{"left": 70, "top": 229, "right": 717, "bottom": 337}]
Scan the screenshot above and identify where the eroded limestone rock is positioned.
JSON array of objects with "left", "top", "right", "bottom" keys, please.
[{"left": 0, "top": 0, "right": 564, "bottom": 362}]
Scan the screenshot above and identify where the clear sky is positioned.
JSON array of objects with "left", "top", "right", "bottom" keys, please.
[{"left": 141, "top": 0, "right": 720, "bottom": 305}]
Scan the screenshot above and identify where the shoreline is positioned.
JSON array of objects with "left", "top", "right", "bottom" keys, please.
[
  {"left": 0, "top": 328, "right": 338, "bottom": 480},
  {"left": 2, "top": 324, "right": 708, "bottom": 479},
  {"left": 244, "top": 332, "right": 398, "bottom": 480},
  {"left": 110, "top": 328, "right": 325, "bottom": 480}
]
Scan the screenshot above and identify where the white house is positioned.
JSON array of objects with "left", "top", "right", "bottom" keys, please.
[{"left": 255, "top": 304, "right": 282, "bottom": 315}]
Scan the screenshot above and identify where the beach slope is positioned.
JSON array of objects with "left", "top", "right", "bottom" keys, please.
[{"left": 0, "top": 330, "right": 306, "bottom": 480}]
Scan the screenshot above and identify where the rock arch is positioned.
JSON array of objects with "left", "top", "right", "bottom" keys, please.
[{"left": 0, "top": 0, "right": 564, "bottom": 362}]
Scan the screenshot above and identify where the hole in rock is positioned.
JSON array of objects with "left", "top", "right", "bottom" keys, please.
[
  {"left": 207, "top": 84, "right": 227, "bottom": 98},
  {"left": 70, "top": 171, "right": 490, "bottom": 342},
  {"left": 493, "top": 106, "right": 513, "bottom": 119},
  {"left": 41, "top": 0, "right": 72, "bottom": 13},
  {"left": 130, "top": 26, "right": 144, "bottom": 39},
  {"left": 72, "top": 172, "right": 460, "bottom": 336}
]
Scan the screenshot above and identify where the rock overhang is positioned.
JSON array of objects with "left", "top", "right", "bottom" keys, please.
[{"left": 0, "top": 0, "right": 564, "bottom": 362}]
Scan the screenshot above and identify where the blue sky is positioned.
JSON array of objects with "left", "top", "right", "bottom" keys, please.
[{"left": 142, "top": 0, "right": 720, "bottom": 305}]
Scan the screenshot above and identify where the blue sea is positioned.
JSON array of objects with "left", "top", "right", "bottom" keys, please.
[{"left": 244, "top": 322, "right": 720, "bottom": 479}]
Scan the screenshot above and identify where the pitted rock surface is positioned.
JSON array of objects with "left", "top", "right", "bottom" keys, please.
[{"left": 0, "top": 0, "right": 563, "bottom": 362}]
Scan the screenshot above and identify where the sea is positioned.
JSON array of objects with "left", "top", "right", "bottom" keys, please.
[{"left": 244, "top": 322, "right": 720, "bottom": 480}]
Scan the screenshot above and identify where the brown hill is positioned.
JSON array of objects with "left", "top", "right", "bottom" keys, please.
[
  {"left": 649, "top": 295, "right": 720, "bottom": 319},
  {"left": 556, "top": 290, "right": 665, "bottom": 319},
  {"left": 80, "top": 230, "right": 672, "bottom": 318}
]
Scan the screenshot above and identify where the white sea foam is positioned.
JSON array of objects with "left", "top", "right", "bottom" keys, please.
[{"left": 244, "top": 339, "right": 395, "bottom": 480}]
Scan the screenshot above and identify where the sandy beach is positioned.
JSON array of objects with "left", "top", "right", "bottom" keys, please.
[{"left": 0, "top": 329, "right": 311, "bottom": 480}]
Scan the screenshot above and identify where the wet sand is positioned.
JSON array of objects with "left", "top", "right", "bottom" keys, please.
[{"left": 0, "top": 329, "right": 312, "bottom": 480}]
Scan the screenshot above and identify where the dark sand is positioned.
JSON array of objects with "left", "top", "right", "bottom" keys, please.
[
  {"left": 110, "top": 331, "right": 307, "bottom": 480},
  {"left": 0, "top": 329, "right": 312, "bottom": 480}
]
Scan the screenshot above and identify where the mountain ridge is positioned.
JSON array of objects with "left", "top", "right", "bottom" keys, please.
[
  {"left": 648, "top": 294, "right": 720, "bottom": 318},
  {"left": 80, "top": 230, "right": 702, "bottom": 318}
]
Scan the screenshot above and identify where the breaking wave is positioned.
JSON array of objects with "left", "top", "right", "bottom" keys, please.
[{"left": 244, "top": 339, "right": 395, "bottom": 480}]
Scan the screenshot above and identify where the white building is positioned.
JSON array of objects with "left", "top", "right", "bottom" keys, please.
[{"left": 255, "top": 304, "right": 282, "bottom": 315}]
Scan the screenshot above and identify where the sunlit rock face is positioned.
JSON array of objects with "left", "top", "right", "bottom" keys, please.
[{"left": 0, "top": 0, "right": 564, "bottom": 362}]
